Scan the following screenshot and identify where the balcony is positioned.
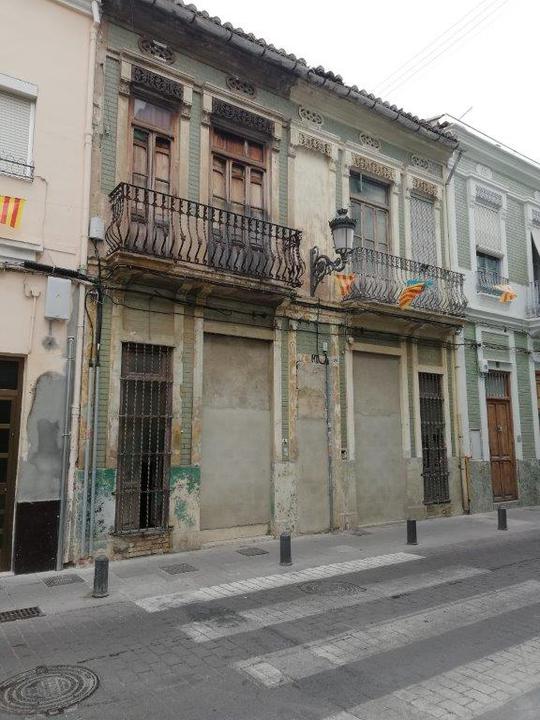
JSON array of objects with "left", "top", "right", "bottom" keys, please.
[
  {"left": 527, "top": 280, "right": 540, "bottom": 317},
  {"left": 105, "top": 183, "right": 304, "bottom": 289},
  {"left": 344, "top": 247, "right": 467, "bottom": 317},
  {"left": 476, "top": 268, "right": 509, "bottom": 296}
]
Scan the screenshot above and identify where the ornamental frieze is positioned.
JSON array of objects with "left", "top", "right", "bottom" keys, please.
[
  {"left": 351, "top": 154, "right": 394, "bottom": 181},
  {"left": 475, "top": 185, "right": 503, "bottom": 209},
  {"left": 412, "top": 176, "right": 438, "bottom": 198},
  {"left": 131, "top": 66, "right": 183, "bottom": 101},
  {"left": 212, "top": 99, "right": 274, "bottom": 137},
  {"left": 359, "top": 132, "right": 381, "bottom": 151},
  {"left": 297, "top": 132, "right": 332, "bottom": 156}
]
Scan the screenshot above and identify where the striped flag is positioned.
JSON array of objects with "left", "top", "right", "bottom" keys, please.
[
  {"left": 0, "top": 196, "right": 26, "bottom": 229},
  {"left": 335, "top": 273, "right": 356, "bottom": 298},
  {"left": 398, "top": 278, "right": 432, "bottom": 309},
  {"left": 494, "top": 284, "right": 517, "bottom": 303}
]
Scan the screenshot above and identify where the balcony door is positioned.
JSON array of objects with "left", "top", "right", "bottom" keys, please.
[
  {"left": 486, "top": 371, "right": 517, "bottom": 502},
  {"left": 130, "top": 98, "right": 174, "bottom": 255},
  {"left": 210, "top": 127, "right": 269, "bottom": 276}
]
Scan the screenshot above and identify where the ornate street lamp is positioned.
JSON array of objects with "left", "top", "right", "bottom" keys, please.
[{"left": 310, "top": 208, "right": 357, "bottom": 295}]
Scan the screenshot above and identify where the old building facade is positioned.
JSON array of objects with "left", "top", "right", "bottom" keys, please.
[
  {"left": 0, "top": 0, "right": 99, "bottom": 572},
  {"left": 71, "top": 0, "right": 469, "bottom": 562},
  {"left": 446, "top": 122, "right": 540, "bottom": 512}
]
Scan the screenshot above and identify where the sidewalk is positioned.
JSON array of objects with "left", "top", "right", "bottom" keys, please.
[{"left": 1, "top": 507, "right": 539, "bottom": 617}]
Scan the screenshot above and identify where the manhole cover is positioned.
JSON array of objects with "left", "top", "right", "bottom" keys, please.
[
  {"left": 298, "top": 580, "right": 364, "bottom": 596},
  {"left": 236, "top": 547, "right": 269, "bottom": 556},
  {"left": 0, "top": 607, "right": 43, "bottom": 624},
  {"left": 160, "top": 563, "right": 198, "bottom": 575},
  {"left": 0, "top": 665, "right": 99, "bottom": 716},
  {"left": 42, "top": 574, "right": 84, "bottom": 587}
]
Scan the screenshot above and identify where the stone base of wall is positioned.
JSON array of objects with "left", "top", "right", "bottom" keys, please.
[
  {"left": 109, "top": 529, "right": 171, "bottom": 560},
  {"left": 468, "top": 459, "right": 540, "bottom": 513}
]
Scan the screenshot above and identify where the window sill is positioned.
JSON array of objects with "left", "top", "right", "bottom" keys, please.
[{"left": 0, "top": 169, "right": 34, "bottom": 183}]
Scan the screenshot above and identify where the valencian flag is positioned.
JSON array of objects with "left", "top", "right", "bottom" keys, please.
[
  {"left": 335, "top": 273, "right": 356, "bottom": 298},
  {"left": 0, "top": 196, "right": 25, "bottom": 229},
  {"left": 398, "top": 278, "right": 433, "bottom": 309},
  {"left": 495, "top": 283, "right": 517, "bottom": 303}
]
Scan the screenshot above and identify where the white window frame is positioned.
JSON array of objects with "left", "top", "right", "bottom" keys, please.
[
  {"left": 467, "top": 178, "right": 508, "bottom": 280},
  {"left": 0, "top": 73, "right": 38, "bottom": 179}
]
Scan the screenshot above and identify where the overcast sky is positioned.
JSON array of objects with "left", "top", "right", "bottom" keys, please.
[{"left": 200, "top": 0, "right": 537, "bottom": 165}]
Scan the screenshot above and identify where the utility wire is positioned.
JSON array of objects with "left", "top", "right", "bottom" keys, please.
[{"left": 376, "top": 0, "right": 510, "bottom": 96}]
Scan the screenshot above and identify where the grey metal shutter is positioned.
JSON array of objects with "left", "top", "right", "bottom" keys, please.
[{"left": 411, "top": 195, "right": 437, "bottom": 266}]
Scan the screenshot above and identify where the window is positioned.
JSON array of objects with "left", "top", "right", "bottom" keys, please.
[
  {"left": 116, "top": 343, "right": 173, "bottom": 532},
  {"left": 350, "top": 174, "right": 389, "bottom": 253},
  {"left": 131, "top": 98, "right": 173, "bottom": 193},
  {"left": 476, "top": 251, "right": 503, "bottom": 294},
  {"left": 211, "top": 127, "right": 266, "bottom": 219},
  {"left": 0, "top": 88, "right": 34, "bottom": 179},
  {"left": 419, "top": 373, "right": 449, "bottom": 504},
  {"left": 410, "top": 195, "right": 437, "bottom": 266}
]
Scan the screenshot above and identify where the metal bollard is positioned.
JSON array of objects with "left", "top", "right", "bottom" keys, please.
[
  {"left": 498, "top": 507, "right": 508, "bottom": 531},
  {"left": 92, "top": 554, "right": 109, "bottom": 598},
  {"left": 280, "top": 532, "right": 292, "bottom": 566},
  {"left": 406, "top": 519, "right": 418, "bottom": 546}
]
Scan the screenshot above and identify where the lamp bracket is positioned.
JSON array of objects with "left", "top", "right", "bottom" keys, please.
[{"left": 310, "top": 246, "right": 353, "bottom": 295}]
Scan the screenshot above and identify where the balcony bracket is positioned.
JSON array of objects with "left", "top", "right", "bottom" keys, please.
[{"left": 310, "top": 246, "right": 352, "bottom": 295}]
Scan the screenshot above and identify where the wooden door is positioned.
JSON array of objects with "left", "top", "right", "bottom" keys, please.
[
  {"left": 486, "top": 372, "right": 517, "bottom": 501},
  {"left": 0, "top": 357, "right": 23, "bottom": 571}
]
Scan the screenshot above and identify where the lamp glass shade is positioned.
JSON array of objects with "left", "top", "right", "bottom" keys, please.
[{"left": 329, "top": 209, "right": 356, "bottom": 252}]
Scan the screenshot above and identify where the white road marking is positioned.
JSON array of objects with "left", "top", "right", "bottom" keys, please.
[
  {"left": 134, "top": 552, "right": 422, "bottom": 613},
  {"left": 181, "top": 566, "right": 488, "bottom": 642},
  {"left": 235, "top": 580, "right": 540, "bottom": 687},
  {"left": 321, "top": 633, "right": 540, "bottom": 720}
]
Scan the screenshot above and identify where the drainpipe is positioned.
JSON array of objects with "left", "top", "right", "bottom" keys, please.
[
  {"left": 323, "top": 347, "right": 335, "bottom": 530},
  {"left": 80, "top": 362, "right": 94, "bottom": 556},
  {"left": 69, "top": 0, "right": 100, "bottom": 561},
  {"left": 88, "top": 287, "right": 103, "bottom": 556},
  {"left": 57, "top": 336, "right": 75, "bottom": 571}
]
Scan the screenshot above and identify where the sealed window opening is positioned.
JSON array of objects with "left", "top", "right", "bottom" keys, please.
[
  {"left": 410, "top": 194, "right": 437, "bottom": 267},
  {"left": 116, "top": 343, "right": 173, "bottom": 532},
  {"left": 419, "top": 372, "right": 449, "bottom": 505}
]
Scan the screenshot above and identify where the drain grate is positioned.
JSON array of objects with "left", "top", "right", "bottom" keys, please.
[
  {"left": 0, "top": 607, "right": 44, "bottom": 624},
  {"left": 42, "top": 574, "right": 84, "bottom": 587},
  {"left": 160, "top": 563, "right": 198, "bottom": 575},
  {"left": 298, "top": 580, "right": 365, "bottom": 596},
  {"left": 0, "top": 665, "right": 99, "bottom": 715},
  {"left": 236, "top": 547, "right": 269, "bottom": 556}
]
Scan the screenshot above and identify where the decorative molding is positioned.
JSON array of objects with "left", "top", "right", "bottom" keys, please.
[
  {"left": 410, "top": 154, "right": 441, "bottom": 177},
  {"left": 119, "top": 77, "right": 131, "bottom": 97},
  {"left": 131, "top": 66, "right": 183, "bottom": 101},
  {"left": 359, "top": 132, "right": 381, "bottom": 151},
  {"left": 532, "top": 208, "right": 540, "bottom": 227},
  {"left": 297, "top": 132, "right": 332, "bottom": 156},
  {"left": 476, "top": 163, "right": 493, "bottom": 180},
  {"left": 350, "top": 154, "right": 394, "bottom": 181},
  {"left": 138, "top": 37, "right": 176, "bottom": 64},
  {"left": 226, "top": 76, "right": 256, "bottom": 98},
  {"left": 211, "top": 99, "right": 274, "bottom": 137},
  {"left": 475, "top": 185, "right": 503, "bottom": 209},
  {"left": 412, "top": 176, "right": 438, "bottom": 198},
  {"left": 298, "top": 106, "right": 324, "bottom": 126}
]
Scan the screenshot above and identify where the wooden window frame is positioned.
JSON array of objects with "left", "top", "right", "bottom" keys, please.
[{"left": 350, "top": 172, "right": 390, "bottom": 253}]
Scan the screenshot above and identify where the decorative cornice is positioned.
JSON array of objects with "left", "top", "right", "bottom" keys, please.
[
  {"left": 412, "top": 176, "right": 438, "bottom": 199},
  {"left": 211, "top": 99, "right": 274, "bottom": 137},
  {"left": 350, "top": 154, "right": 394, "bottom": 181},
  {"left": 226, "top": 76, "right": 256, "bottom": 98},
  {"left": 131, "top": 66, "right": 183, "bottom": 102},
  {"left": 475, "top": 185, "right": 503, "bottom": 209},
  {"left": 298, "top": 106, "right": 324, "bottom": 126},
  {"left": 359, "top": 132, "right": 381, "bottom": 152},
  {"left": 297, "top": 132, "right": 332, "bottom": 156}
]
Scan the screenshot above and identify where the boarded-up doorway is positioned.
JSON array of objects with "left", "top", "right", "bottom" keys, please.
[
  {"left": 353, "top": 352, "right": 404, "bottom": 524},
  {"left": 486, "top": 371, "right": 517, "bottom": 501},
  {"left": 200, "top": 334, "right": 271, "bottom": 534}
]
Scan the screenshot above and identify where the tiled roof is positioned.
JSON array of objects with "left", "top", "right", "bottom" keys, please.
[{"left": 127, "top": 0, "right": 457, "bottom": 147}]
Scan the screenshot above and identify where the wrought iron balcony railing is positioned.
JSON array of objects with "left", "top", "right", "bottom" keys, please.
[
  {"left": 476, "top": 269, "right": 508, "bottom": 296},
  {"left": 105, "top": 182, "right": 305, "bottom": 288},
  {"left": 346, "top": 246, "right": 467, "bottom": 317},
  {"left": 527, "top": 280, "right": 540, "bottom": 317}
]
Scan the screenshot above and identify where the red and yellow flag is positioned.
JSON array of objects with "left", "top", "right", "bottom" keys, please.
[
  {"left": 335, "top": 273, "right": 356, "bottom": 298},
  {"left": 495, "top": 284, "right": 517, "bottom": 303},
  {"left": 0, "top": 195, "right": 26, "bottom": 229},
  {"left": 398, "top": 278, "right": 432, "bottom": 309}
]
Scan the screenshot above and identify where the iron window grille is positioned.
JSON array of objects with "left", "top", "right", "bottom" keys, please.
[
  {"left": 419, "top": 372, "right": 450, "bottom": 504},
  {"left": 116, "top": 343, "right": 173, "bottom": 533}
]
